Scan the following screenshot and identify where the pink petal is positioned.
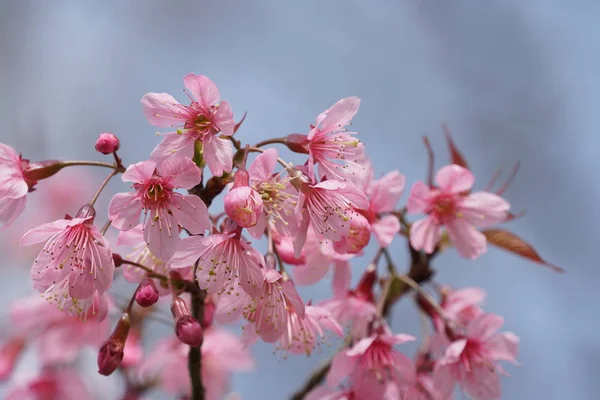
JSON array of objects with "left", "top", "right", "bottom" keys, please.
[
  {"left": 280, "top": 280, "right": 305, "bottom": 317},
  {"left": 467, "top": 313, "right": 504, "bottom": 341},
  {"left": 122, "top": 160, "right": 156, "bottom": 183},
  {"left": 318, "top": 97, "right": 361, "bottom": 132},
  {"left": 150, "top": 134, "right": 195, "bottom": 164},
  {"left": 327, "top": 351, "right": 357, "bottom": 387},
  {"left": 141, "top": 92, "right": 191, "bottom": 128},
  {"left": 67, "top": 266, "right": 95, "bottom": 299},
  {"left": 435, "top": 165, "right": 474, "bottom": 194},
  {"left": 339, "top": 182, "right": 370, "bottom": 210},
  {"left": 406, "top": 181, "right": 433, "bottom": 214},
  {"left": 157, "top": 156, "right": 201, "bottom": 189},
  {"left": 171, "top": 194, "right": 210, "bottom": 234},
  {"left": 487, "top": 332, "right": 519, "bottom": 364},
  {"left": 0, "top": 195, "right": 26, "bottom": 229},
  {"left": 409, "top": 217, "right": 441, "bottom": 253},
  {"left": 446, "top": 218, "right": 487, "bottom": 259},
  {"left": 332, "top": 260, "right": 351, "bottom": 297},
  {"left": 88, "top": 244, "right": 114, "bottom": 293},
  {"left": 371, "top": 215, "right": 401, "bottom": 248},
  {"left": 21, "top": 219, "right": 68, "bottom": 247},
  {"left": 237, "top": 245, "right": 264, "bottom": 298},
  {"left": 0, "top": 175, "right": 27, "bottom": 199},
  {"left": 108, "top": 192, "right": 142, "bottom": 231},
  {"left": 248, "top": 148, "right": 278, "bottom": 182},
  {"left": 144, "top": 211, "right": 178, "bottom": 261},
  {"left": 440, "top": 339, "right": 468, "bottom": 365},
  {"left": 369, "top": 170, "right": 406, "bottom": 213},
  {"left": 247, "top": 214, "right": 266, "bottom": 240},
  {"left": 390, "top": 333, "right": 417, "bottom": 345},
  {"left": 462, "top": 365, "right": 502, "bottom": 400},
  {"left": 215, "top": 289, "right": 251, "bottom": 324},
  {"left": 293, "top": 209, "right": 310, "bottom": 258},
  {"left": 183, "top": 74, "right": 220, "bottom": 107},
  {"left": 293, "top": 254, "right": 331, "bottom": 285},
  {"left": 347, "top": 336, "right": 376, "bottom": 356},
  {"left": 459, "top": 192, "right": 510, "bottom": 227},
  {"left": 169, "top": 235, "right": 211, "bottom": 269},
  {"left": 213, "top": 100, "right": 235, "bottom": 136},
  {"left": 202, "top": 136, "right": 233, "bottom": 177}
]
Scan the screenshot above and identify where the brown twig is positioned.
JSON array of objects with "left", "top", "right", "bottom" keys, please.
[{"left": 188, "top": 285, "right": 206, "bottom": 400}]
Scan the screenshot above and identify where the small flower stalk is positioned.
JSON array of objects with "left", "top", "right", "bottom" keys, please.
[{"left": 97, "top": 313, "right": 131, "bottom": 376}]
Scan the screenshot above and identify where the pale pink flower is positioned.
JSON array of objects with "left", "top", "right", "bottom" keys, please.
[
  {"left": 293, "top": 174, "right": 369, "bottom": 257},
  {"left": 224, "top": 170, "right": 263, "bottom": 228},
  {"left": 142, "top": 73, "right": 235, "bottom": 176},
  {"left": 9, "top": 295, "right": 109, "bottom": 366},
  {"left": 109, "top": 157, "right": 210, "bottom": 261},
  {"left": 170, "top": 221, "right": 263, "bottom": 297},
  {"left": 21, "top": 206, "right": 115, "bottom": 317},
  {"left": 5, "top": 369, "right": 92, "bottom": 400},
  {"left": 292, "top": 97, "right": 364, "bottom": 181},
  {"left": 116, "top": 226, "right": 188, "bottom": 296},
  {"left": 0, "top": 143, "right": 29, "bottom": 228},
  {"left": 246, "top": 148, "right": 299, "bottom": 238},
  {"left": 216, "top": 269, "right": 305, "bottom": 344},
  {"left": 327, "top": 327, "right": 416, "bottom": 397},
  {"left": 139, "top": 328, "right": 254, "bottom": 399},
  {"left": 321, "top": 266, "right": 377, "bottom": 341},
  {"left": 436, "top": 313, "right": 520, "bottom": 400},
  {"left": 438, "top": 286, "right": 486, "bottom": 329},
  {"left": 407, "top": 164, "right": 510, "bottom": 259},
  {"left": 276, "top": 305, "right": 343, "bottom": 357},
  {"left": 345, "top": 157, "right": 405, "bottom": 248}
]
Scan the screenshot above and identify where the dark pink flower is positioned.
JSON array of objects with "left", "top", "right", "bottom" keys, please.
[
  {"left": 142, "top": 74, "right": 235, "bottom": 176},
  {"left": 21, "top": 205, "right": 115, "bottom": 317},
  {"left": 407, "top": 164, "right": 509, "bottom": 259},
  {"left": 95, "top": 132, "right": 120, "bottom": 154},
  {"left": 109, "top": 157, "right": 210, "bottom": 261}
]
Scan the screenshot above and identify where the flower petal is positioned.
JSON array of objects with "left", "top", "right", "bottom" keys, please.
[
  {"left": 157, "top": 156, "right": 201, "bottom": 189},
  {"left": 409, "top": 217, "right": 441, "bottom": 253},
  {"left": 435, "top": 165, "right": 474, "bottom": 194},
  {"left": 141, "top": 92, "right": 191, "bottom": 128},
  {"left": 171, "top": 194, "right": 210, "bottom": 234},
  {"left": 202, "top": 136, "right": 233, "bottom": 177},
  {"left": 183, "top": 74, "right": 220, "bottom": 107}
]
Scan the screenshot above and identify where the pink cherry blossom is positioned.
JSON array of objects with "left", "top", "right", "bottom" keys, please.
[
  {"left": 216, "top": 269, "right": 305, "bottom": 344},
  {"left": 109, "top": 157, "right": 210, "bottom": 261},
  {"left": 327, "top": 327, "right": 416, "bottom": 398},
  {"left": 224, "top": 170, "right": 263, "bottom": 228},
  {"left": 345, "top": 157, "right": 406, "bottom": 248},
  {"left": 246, "top": 148, "right": 299, "bottom": 239},
  {"left": 436, "top": 313, "right": 520, "bottom": 400},
  {"left": 138, "top": 328, "right": 254, "bottom": 399},
  {"left": 407, "top": 164, "right": 510, "bottom": 259},
  {"left": 5, "top": 369, "right": 92, "bottom": 400},
  {"left": 9, "top": 295, "right": 109, "bottom": 366},
  {"left": 170, "top": 221, "right": 263, "bottom": 297},
  {"left": 142, "top": 73, "right": 235, "bottom": 176},
  {"left": 0, "top": 143, "right": 29, "bottom": 228},
  {"left": 21, "top": 206, "right": 115, "bottom": 317},
  {"left": 293, "top": 174, "right": 369, "bottom": 257},
  {"left": 438, "top": 286, "right": 486, "bottom": 329},
  {"left": 276, "top": 305, "right": 343, "bottom": 357},
  {"left": 116, "top": 226, "right": 189, "bottom": 296},
  {"left": 299, "top": 97, "right": 364, "bottom": 181},
  {"left": 321, "top": 266, "right": 377, "bottom": 340}
]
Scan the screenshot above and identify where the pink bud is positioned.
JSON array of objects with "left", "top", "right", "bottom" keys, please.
[
  {"left": 223, "top": 173, "right": 263, "bottom": 228},
  {"left": 333, "top": 212, "right": 371, "bottom": 255},
  {"left": 175, "top": 316, "right": 203, "bottom": 347},
  {"left": 95, "top": 132, "right": 120, "bottom": 155},
  {"left": 22, "top": 160, "right": 65, "bottom": 189},
  {"left": 97, "top": 313, "right": 130, "bottom": 376},
  {"left": 171, "top": 297, "right": 203, "bottom": 347},
  {"left": 285, "top": 133, "right": 310, "bottom": 154},
  {"left": 75, "top": 204, "right": 96, "bottom": 220},
  {"left": 135, "top": 278, "right": 159, "bottom": 308}
]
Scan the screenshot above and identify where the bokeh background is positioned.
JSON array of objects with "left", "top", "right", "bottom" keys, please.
[{"left": 1, "top": 0, "right": 599, "bottom": 399}]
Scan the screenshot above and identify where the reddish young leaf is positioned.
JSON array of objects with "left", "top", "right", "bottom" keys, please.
[
  {"left": 482, "top": 229, "right": 564, "bottom": 273},
  {"left": 234, "top": 111, "right": 247, "bottom": 133},
  {"left": 442, "top": 122, "right": 469, "bottom": 170}
]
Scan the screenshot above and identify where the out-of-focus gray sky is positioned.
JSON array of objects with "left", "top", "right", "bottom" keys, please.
[{"left": 0, "top": 1, "right": 598, "bottom": 399}]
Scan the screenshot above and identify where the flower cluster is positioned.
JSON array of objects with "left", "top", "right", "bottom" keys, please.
[{"left": 0, "top": 73, "right": 562, "bottom": 400}]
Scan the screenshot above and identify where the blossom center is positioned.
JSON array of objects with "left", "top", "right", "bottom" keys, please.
[
  {"left": 429, "top": 193, "right": 459, "bottom": 224},
  {"left": 135, "top": 178, "right": 173, "bottom": 209}
]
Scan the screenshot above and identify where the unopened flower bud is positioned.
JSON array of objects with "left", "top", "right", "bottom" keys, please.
[
  {"left": 22, "top": 160, "right": 65, "bottom": 189},
  {"left": 135, "top": 278, "right": 159, "bottom": 308},
  {"left": 333, "top": 212, "right": 371, "bottom": 255},
  {"left": 171, "top": 297, "right": 203, "bottom": 347},
  {"left": 97, "top": 313, "right": 130, "bottom": 376},
  {"left": 75, "top": 204, "right": 96, "bottom": 220},
  {"left": 285, "top": 133, "right": 309, "bottom": 154},
  {"left": 95, "top": 132, "right": 120, "bottom": 155},
  {"left": 224, "top": 170, "right": 263, "bottom": 228},
  {"left": 112, "top": 253, "right": 124, "bottom": 267}
]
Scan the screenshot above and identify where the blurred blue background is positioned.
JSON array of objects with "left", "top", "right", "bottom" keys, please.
[{"left": 0, "top": 0, "right": 598, "bottom": 399}]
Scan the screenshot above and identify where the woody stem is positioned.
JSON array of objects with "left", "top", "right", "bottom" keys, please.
[{"left": 188, "top": 285, "right": 206, "bottom": 400}]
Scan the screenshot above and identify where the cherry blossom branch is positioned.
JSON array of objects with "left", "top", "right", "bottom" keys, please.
[
  {"left": 61, "top": 160, "right": 126, "bottom": 172},
  {"left": 254, "top": 137, "right": 287, "bottom": 148},
  {"left": 290, "top": 360, "right": 332, "bottom": 400},
  {"left": 393, "top": 273, "right": 450, "bottom": 324},
  {"left": 188, "top": 285, "right": 206, "bottom": 400},
  {"left": 89, "top": 169, "right": 120, "bottom": 207}
]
